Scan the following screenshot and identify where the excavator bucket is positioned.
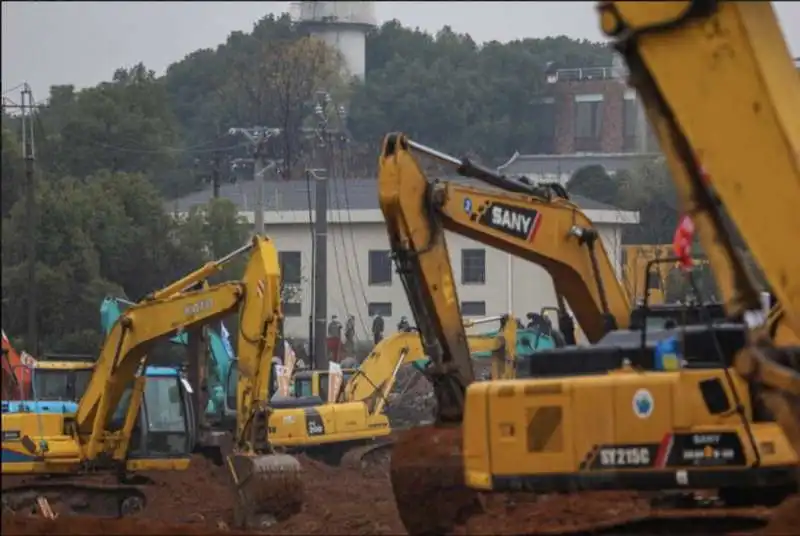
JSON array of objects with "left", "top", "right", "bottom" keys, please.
[
  {"left": 227, "top": 452, "right": 303, "bottom": 529},
  {"left": 390, "top": 425, "right": 483, "bottom": 536}
]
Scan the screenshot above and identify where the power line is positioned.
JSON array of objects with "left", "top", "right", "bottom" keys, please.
[{"left": 332, "top": 109, "right": 372, "bottom": 334}]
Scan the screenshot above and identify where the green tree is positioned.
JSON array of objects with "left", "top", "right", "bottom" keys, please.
[
  {"left": 566, "top": 165, "right": 620, "bottom": 205},
  {"left": 36, "top": 64, "right": 181, "bottom": 189},
  {"left": 1, "top": 124, "right": 25, "bottom": 217}
]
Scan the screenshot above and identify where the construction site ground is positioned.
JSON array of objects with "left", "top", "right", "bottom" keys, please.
[
  {"left": 2, "top": 452, "right": 797, "bottom": 535},
  {"left": 3, "top": 369, "right": 798, "bottom": 535}
]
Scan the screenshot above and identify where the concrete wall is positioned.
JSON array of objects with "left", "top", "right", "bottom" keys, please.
[{"left": 253, "top": 214, "right": 626, "bottom": 340}]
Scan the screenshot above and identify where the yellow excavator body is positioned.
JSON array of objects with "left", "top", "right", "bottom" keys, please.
[{"left": 463, "top": 368, "right": 798, "bottom": 492}]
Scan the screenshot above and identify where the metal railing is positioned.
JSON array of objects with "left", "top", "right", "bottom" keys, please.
[{"left": 546, "top": 67, "right": 617, "bottom": 84}]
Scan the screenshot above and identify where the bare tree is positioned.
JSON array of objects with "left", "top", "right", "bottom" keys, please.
[{"left": 226, "top": 36, "right": 343, "bottom": 181}]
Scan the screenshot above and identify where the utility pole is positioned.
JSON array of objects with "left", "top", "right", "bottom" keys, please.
[
  {"left": 228, "top": 127, "right": 281, "bottom": 236},
  {"left": 211, "top": 152, "right": 221, "bottom": 199},
  {"left": 310, "top": 90, "right": 338, "bottom": 371},
  {"left": 310, "top": 168, "right": 329, "bottom": 371},
  {"left": 20, "top": 84, "right": 38, "bottom": 354},
  {"left": 253, "top": 138, "right": 267, "bottom": 235}
]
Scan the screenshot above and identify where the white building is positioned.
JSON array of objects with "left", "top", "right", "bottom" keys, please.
[{"left": 171, "top": 178, "right": 639, "bottom": 340}]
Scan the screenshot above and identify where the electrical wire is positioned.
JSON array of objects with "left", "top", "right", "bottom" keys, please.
[
  {"left": 1, "top": 83, "right": 26, "bottom": 97},
  {"left": 323, "top": 137, "right": 358, "bottom": 331},
  {"left": 86, "top": 139, "right": 247, "bottom": 155},
  {"left": 328, "top": 139, "right": 370, "bottom": 339},
  {"left": 333, "top": 132, "right": 373, "bottom": 338}
]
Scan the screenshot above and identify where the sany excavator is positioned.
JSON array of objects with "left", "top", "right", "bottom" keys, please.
[
  {"left": 2, "top": 236, "right": 301, "bottom": 527},
  {"left": 381, "top": 2, "right": 800, "bottom": 534}
]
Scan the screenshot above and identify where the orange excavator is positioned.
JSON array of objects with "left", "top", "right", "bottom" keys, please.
[{"left": 1, "top": 330, "right": 32, "bottom": 400}]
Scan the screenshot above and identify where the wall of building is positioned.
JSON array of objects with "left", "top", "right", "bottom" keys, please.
[
  {"left": 536, "top": 77, "right": 658, "bottom": 155},
  {"left": 259, "top": 217, "right": 625, "bottom": 340}
]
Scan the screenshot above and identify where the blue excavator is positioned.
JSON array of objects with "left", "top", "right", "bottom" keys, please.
[{"left": 100, "top": 296, "right": 236, "bottom": 429}]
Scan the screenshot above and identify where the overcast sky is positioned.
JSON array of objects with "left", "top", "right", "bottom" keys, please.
[{"left": 3, "top": 1, "right": 799, "bottom": 100}]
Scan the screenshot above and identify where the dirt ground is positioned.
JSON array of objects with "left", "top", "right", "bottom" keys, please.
[{"left": 3, "top": 448, "right": 794, "bottom": 536}]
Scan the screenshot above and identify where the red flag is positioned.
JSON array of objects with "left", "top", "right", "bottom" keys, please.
[{"left": 673, "top": 214, "right": 695, "bottom": 270}]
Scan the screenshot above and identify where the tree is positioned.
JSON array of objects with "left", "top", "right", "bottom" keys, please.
[
  {"left": 566, "top": 165, "right": 620, "bottom": 205},
  {"left": 1, "top": 124, "right": 24, "bottom": 217},
  {"left": 34, "top": 64, "right": 181, "bottom": 190}
]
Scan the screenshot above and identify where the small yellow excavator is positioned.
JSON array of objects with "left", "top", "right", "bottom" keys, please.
[
  {"left": 258, "top": 314, "right": 518, "bottom": 468},
  {"left": 1, "top": 236, "right": 301, "bottom": 527},
  {"left": 381, "top": 2, "right": 800, "bottom": 534}
]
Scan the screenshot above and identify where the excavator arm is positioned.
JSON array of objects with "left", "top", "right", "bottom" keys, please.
[
  {"left": 378, "top": 134, "right": 629, "bottom": 391},
  {"left": 75, "top": 282, "right": 244, "bottom": 456},
  {"left": 599, "top": 0, "right": 800, "bottom": 455}
]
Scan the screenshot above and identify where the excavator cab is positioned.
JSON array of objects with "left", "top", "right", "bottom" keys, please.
[
  {"left": 112, "top": 367, "right": 196, "bottom": 460},
  {"left": 293, "top": 369, "right": 356, "bottom": 400}
]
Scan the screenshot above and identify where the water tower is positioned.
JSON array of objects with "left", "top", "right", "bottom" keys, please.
[{"left": 292, "top": 1, "right": 377, "bottom": 80}]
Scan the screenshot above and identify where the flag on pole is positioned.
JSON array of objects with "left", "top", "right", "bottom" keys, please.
[
  {"left": 672, "top": 214, "right": 696, "bottom": 271},
  {"left": 220, "top": 322, "right": 236, "bottom": 359}
]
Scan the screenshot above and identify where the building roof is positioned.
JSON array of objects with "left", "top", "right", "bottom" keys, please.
[
  {"left": 168, "top": 175, "right": 623, "bottom": 214},
  {"left": 498, "top": 152, "right": 662, "bottom": 178}
]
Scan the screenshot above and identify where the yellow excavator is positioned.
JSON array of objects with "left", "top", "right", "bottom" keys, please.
[
  {"left": 1, "top": 236, "right": 302, "bottom": 527},
  {"left": 268, "top": 313, "right": 519, "bottom": 468},
  {"left": 381, "top": 3, "right": 800, "bottom": 534}
]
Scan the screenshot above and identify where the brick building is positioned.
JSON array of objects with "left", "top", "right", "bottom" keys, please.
[{"left": 530, "top": 56, "right": 659, "bottom": 156}]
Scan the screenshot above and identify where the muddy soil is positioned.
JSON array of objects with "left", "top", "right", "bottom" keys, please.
[{"left": 3, "top": 449, "right": 792, "bottom": 536}]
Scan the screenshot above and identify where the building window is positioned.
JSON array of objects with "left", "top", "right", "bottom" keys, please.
[
  {"left": 623, "top": 97, "right": 638, "bottom": 152},
  {"left": 283, "top": 302, "right": 302, "bottom": 317},
  {"left": 461, "top": 301, "right": 486, "bottom": 317},
  {"left": 461, "top": 249, "right": 486, "bottom": 285},
  {"left": 368, "top": 250, "right": 393, "bottom": 285},
  {"left": 368, "top": 302, "right": 392, "bottom": 317},
  {"left": 574, "top": 95, "right": 604, "bottom": 152},
  {"left": 531, "top": 97, "right": 556, "bottom": 154},
  {"left": 278, "top": 251, "right": 302, "bottom": 285}
]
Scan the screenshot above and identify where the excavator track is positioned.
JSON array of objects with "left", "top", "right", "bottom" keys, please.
[
  {"left": 1, "top": 479, "right": 148, "bottom": 518},
  {"left": 339, "top": 436, "right": 396, "bottom": 473}
]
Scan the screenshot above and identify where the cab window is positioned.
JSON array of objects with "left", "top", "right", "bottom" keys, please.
[
  {"left": 295, "top": 378, "right": 313, "bottom": 397},
  {"left": 33, "top": 370, "right": 71, "bottom": 401},
  {"left": 143, "top": 378, "right": 186, "bottom": 433},
  {"left": 73, "top": 369, "right": 92, "bottom": 400}
]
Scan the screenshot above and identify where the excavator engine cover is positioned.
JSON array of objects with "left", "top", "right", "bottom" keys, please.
[{"left": 228, "top": 452, "right": 303, "bottom": 529}]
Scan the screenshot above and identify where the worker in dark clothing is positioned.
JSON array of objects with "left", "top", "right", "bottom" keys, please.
[
  {"left": 327, "top": 315, "right": 343, "bottom": 363},
  {"left": 371, "top": 314, "right": 385, "bottom": 346},
  {"left": 397, "top": 316, "right": 411, "bottom": 332},
  {"left": 344, "top": 315, "right": 356, "bottom": 358}
]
